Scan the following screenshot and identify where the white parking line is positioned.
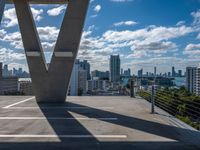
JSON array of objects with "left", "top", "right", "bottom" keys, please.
[
  {"left": 5, "top": 106, "right": 114, "bottom": 110},
  {"left": 0, "top": 134, "right": 127, "bottom": 138},
  {"left": 3, "top": 97, "right": 35, "bottom": 109},
  {"left": 0, "top": 117, "right": 118, "bottom": 120}
]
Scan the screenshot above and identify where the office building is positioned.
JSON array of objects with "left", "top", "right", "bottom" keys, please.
[{"left": 109, "top": 55, "right": 120, "bottom": 82}]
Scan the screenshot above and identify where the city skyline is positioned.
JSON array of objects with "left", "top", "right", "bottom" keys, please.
[
  {"left": 0, "top": 0, "right": 200, "bottom": 74},
  {"left": 0, "top": 60, "right": 193, "bottom": 76}
]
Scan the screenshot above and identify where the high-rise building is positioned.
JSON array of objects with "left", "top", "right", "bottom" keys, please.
[
  {"left": 69, "top": 60, "right": 88, "bottom": 96},
  {"left": 186, "top": 67, "right": 196, "bottom": 94},
  {"left": 78, "top": 60, "right": 91, "bottom": 80},
  {"left": 178, "top": 70, "right": 182, "bottom": 77},
  {"left": 168, "top": 72, "right": 171, "bottom": 77},
  {"left": 109, "top": 55, "right": 120, "bottom": 82},
  {"left": 195, "top": 65, "right": 200, "bottom": 96},
  {"left": 154, "top": 67, "right": 157, "bottom": 76},
  {"left": 121, "top": 68, "right": 123, "bottom": 76},
  {"left": 138, "top": 69, "right": 143, "bottom": 77},
  {"left": 172, "top": 66, "right": 176, "bottom": 77},
  {"left": 124, "top": 68, "right": 131, "bottom": 77}
]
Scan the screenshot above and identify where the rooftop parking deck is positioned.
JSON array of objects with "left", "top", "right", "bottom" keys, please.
[{"left": 0, "top": 96, "right": 199, "bottom": 150}]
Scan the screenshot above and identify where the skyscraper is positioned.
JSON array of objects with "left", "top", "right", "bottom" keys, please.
[
  {"left": 178, "top": 70, "right": 182, "bottom": 77},
  {"left": 186, "top": 67, "right": 196, "bottom": 94},
  {"left": 154, "top": 67, "right": 156, "bottom": 76},
  {"left": 172, "top": 66, "right": 176, "bottom": 77},
  {"left": 138, "top": 69, "right": 143, "bottom": 77},
  {"left": 109, "top": 55, "right": 120, "bottom": 82}
]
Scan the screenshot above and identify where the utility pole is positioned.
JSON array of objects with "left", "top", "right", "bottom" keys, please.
[
  {"left": 151, "top": 85, "right": 155, "bottom": 113},
  {"left": 130, "top": 79, "right": 135, "bottom": 98}
]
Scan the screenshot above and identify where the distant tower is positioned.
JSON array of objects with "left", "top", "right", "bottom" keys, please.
[
  {"left": 138, "top": 69, "right": 143, "bottom": 77},
  {"left": 128, "top": 68, "right": 131, "bottom": 76},
  {"left": 154, "top": 66, "right": 156, "bottom": 76},
  {"left": 178, "top": 70, "right": 182, "bottom": 77},
  {"left": 110, "top": 55, "right": 120, "bottom": 82},
  {"left": 121, "top": 68, "right": 123, "bottom": 76},
  {"left": 172, "top": 66, "right": 176, "bottom": 77}
]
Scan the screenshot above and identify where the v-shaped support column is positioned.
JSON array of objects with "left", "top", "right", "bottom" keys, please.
[
  {"left": 0, "top": 0, "right": 5, "bottom": 24},
  {"left": 13, "top": 0, "right": 89, "bottom": 103}
]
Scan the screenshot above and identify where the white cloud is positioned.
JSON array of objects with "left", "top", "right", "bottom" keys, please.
[
  {"left": 110, "top": 0, "right": 134, "bottom": 2},
  {"left": 94, "top": 5, "right": 101, "bottom": 13},
  {"left": 0, "top": 47, "right": 25, "bottom": 62},
  {"left": 113, "top": 21, "right": 137, "bottom": 27},
  {"left": 176, "top": 20, "right": 185, "bottom": 26},
  {"left": 197, "top": 33, "right": 200, "bottom": 39},
  {"left": 3, "top": 7, "right": 43, "bottom": 28},
  {"left": 1, "top": 26, "right": 59, "bottom": 51},
  {"left": 191, "top": 9, "right": 200, "bottom": 25},
  {"left": 103, "top": 25, "right": 194, "bottom": 43},
  {"left": 47, "top": 5, "right": 66, "bottom": 16}
]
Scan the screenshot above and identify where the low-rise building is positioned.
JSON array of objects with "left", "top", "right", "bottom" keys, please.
[
  {"left": 87, "top": 79, "right": 107, "bottom": 92},
  {"left": 0, "top": 77, "right": 18, "bottom": 95},
  {"left": 18, "top": 78, "right": 33, "bottom": 95}
]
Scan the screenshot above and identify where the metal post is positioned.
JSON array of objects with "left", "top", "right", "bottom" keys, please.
[
  {"left": 0, "top": 0, "right": 5, "bottom": 24},
  {"left": 151, "top": 85, "right": 155, "bottom": 113}
]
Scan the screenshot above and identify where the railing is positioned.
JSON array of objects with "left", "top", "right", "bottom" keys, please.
[{"left": 137, "top": 88, "right": 200, "bottom": 130}]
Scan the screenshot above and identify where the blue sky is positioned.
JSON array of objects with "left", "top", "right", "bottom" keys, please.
[{"left": 0, "top": 0, "right": 200, "bottom": 74}]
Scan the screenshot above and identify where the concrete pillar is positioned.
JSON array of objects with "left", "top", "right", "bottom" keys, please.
[
  {"left": 13, "top": 0, "right": 89, "bottom": 103},
  {"left": 0, "top": 0, "right": 5, "bottom": 24}
]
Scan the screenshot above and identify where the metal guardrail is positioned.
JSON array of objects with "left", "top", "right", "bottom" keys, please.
[{"left": 138, "top": 87, "right": 200, "bottom": 130}]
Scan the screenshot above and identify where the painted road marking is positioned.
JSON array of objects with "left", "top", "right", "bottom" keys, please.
[
  {"left": 3, "top": 97, "right": 35, "bottom": 109},
  {"left": 0, "top": 117, "right": 118, "bottom": 120},
  {"left": 4, "top": 106, "right": 114, "bottom": 110},
  {"left": 0, "top": 134, "right": 127, "bottom": 138}
]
